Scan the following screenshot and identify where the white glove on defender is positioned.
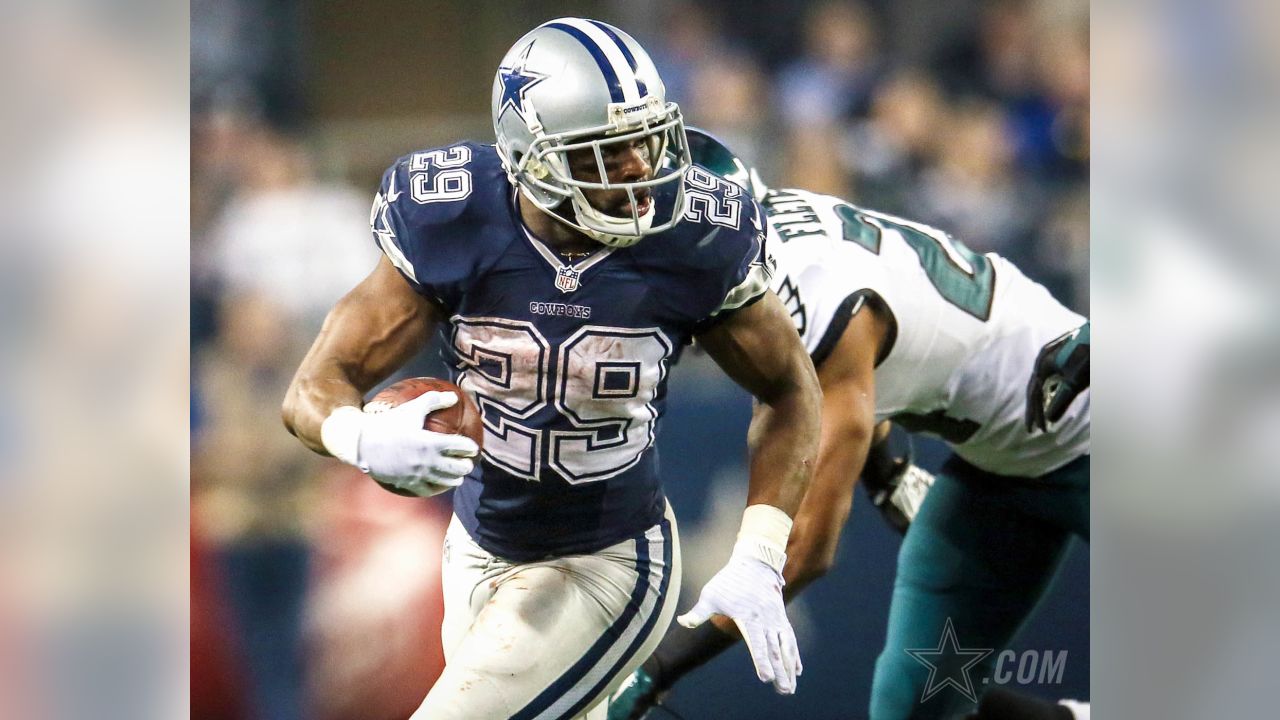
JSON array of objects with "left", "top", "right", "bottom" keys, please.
[
  {"left": 887, "top": 465, "right": 935, "bottom": 524},
  {"left": 321, "top": 391, "right": 480, "bottom": 497},
  {"left": 678, "top": 506, "right": 801, "bottom": 695}
]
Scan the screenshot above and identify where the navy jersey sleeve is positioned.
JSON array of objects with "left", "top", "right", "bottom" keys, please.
[
  {"left": 673, "top": 167, "right": 774, "bottom": 329},
  {"left": 707, "top": 195, "right": 773, "bottom": 319},
  {"left": 369, "top": 141, "right": 509, "bottom": 312}
]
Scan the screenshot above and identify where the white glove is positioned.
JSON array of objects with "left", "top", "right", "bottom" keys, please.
[
  {"left": 677, "top": 506, "right": 801, "bottom": 695},
  {"left": 887, "top": 464, "right": 934, "bottom": 524},
  {"left": 320, "top": 391, "right": 480, "bottom": 497}
]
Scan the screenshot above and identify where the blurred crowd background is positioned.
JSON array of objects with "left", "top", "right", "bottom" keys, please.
[{"left": 190, "top": 1, "right": 1088, "bottom": 718}]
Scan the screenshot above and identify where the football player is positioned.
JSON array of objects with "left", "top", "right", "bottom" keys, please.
[
  {"left": 609, "top": 130, "right": 1089, "bottom": 719},
  {"left": 281, "top": 22, "right": 821, "bottom": 720}
]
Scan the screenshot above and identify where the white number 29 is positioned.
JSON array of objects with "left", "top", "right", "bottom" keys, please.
[
  {"left": 409, "top": 146, "right": 473, "bottom": 204},
  {"left": 451, "top": 318, "right": 673, "bottom": 484},
  {"left": 683, "top": 166, "right": 742, "bottom": 229}
]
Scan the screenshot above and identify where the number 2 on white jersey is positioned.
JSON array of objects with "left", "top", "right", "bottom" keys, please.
[{"left": 837, "top": 204, "right": 995, "bottom": 320}]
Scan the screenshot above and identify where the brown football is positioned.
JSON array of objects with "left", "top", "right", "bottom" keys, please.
[{"left": 363, "top": 377, "right": 484, "bottom": 496}]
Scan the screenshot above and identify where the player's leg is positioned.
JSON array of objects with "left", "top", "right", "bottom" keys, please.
[
  {"left": 437, "top": 514, "right": 497, "bottom": 662},
  {"left": 415, "top": 507, "right": 681, "bottom": 720},
  {"left": 1027, "top": 455, "right": 1089, "bottom": 541},
  {"left": 869, "top": 456, "right": 1083, "bottom": 720}
]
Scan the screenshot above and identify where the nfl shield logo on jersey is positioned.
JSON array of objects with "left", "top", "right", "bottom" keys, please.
[{"left": 555, "top": 265, "right": 581, "bottom": 293}]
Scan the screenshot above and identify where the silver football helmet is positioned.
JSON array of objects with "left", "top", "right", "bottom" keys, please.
[{"left": 492, "top": 18, "right": 691, "bottom": 247}]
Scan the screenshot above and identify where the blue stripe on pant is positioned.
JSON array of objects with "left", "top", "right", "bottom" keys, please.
[{"left": 511, "top": 518, "right": 673, "bottom": 720}]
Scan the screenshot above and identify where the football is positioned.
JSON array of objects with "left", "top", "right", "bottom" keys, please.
[{"left": 363, "top": 377, "right": 484, "bottom": 496}]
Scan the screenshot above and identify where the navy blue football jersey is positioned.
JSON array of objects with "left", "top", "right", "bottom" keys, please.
[{"left": 371, "top": 141, "right": 769, "bottom": 560}]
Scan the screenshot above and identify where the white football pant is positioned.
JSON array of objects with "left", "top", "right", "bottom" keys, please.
[{"left": 411, "top": 504, "right": 681, "bottom": 720}]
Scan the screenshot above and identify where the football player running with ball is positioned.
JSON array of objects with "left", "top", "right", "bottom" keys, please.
[
  {"left": 282, "top": 22, "right": 821, "bottom": 720},
  {"left": 610, "top": 131, "right": 1089, "bottom": 719}
]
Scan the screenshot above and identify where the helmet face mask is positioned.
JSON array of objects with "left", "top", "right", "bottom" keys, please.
[
  {"left": 492, "top": 18, "right": 692, "bottom": 247},
  {"left": 523, "top": 108, "right": 691, "bottom": 244}
]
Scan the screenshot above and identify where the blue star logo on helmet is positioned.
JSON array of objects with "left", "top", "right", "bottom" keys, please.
[{"left": 497, "top": 42, "right": 547, "bottom": 124}]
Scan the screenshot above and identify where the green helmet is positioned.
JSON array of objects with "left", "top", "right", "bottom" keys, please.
[{"left": 684, "top": 127, "right": 768, "bottom": 201}]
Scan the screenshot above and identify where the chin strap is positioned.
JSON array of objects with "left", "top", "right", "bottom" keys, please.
[
  {"left": 570, "top": 186, "right": 656, "bottom": 247},
  {"left": 530, "top": 188, "right": 653, "bottom": 248}
]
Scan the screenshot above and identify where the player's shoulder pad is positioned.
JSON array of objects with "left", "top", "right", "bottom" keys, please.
[
  {"left": 642, "top": 164, "right": 773, "bottom": 325},
  {"left": 652, "top": 163, "right": 769, "bottom": 269},
  {"left": 370, "top": 141, "right": 514, "bottom": 302}
]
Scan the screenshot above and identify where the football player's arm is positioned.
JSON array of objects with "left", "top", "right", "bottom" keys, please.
[
  {"left": 702, "top": 304, "right": 882, "bottom": 638},
  {"left": 696, "top": 291, "right": 822, "bottom": 515},
  {"left": 282, "top": 257, "right": 477, "bottom": 491},
  {"left": 611, "top": 301, "right": 881, "bottom": 714},
  {"left": 282, "top": 256, "right": 438, "bottom": 451},
  {"left": 777, "top": 304, "right": 885, "bottom": 593},
  {"left": 678, "top": 291, "right": 821, "bottom": 694}
]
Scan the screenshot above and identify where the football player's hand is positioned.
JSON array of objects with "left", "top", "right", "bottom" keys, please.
[
  {"left": 677, "top": 541, "right": 800, "bottom": 694},
  {"left": 861, "top": 425, "right": 934, "bottom": 534},
  {"left": 1025, "top": 322, "right": 1090, "bottom": 433},
  {"left": 870, "top": 463, "right": 935, "bottom": 534},
  {"left": 321, "top": 391, "right": 480, "bottom": 495}
]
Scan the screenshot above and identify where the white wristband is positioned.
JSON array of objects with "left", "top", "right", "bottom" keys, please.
[
  {"left": 734, "top": 504, "right": 794, "bottom": 573},
  {"left": 320, "top": 405, "right": 365, "bottom": 468}
]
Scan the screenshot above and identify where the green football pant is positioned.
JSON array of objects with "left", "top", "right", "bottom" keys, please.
[{"left": 869, "top": 454, "right": 1089, "bottom": 719}]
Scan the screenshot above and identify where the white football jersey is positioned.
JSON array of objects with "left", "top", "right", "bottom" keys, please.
[{"left": 764, "top": 188, "right": 1089, "bottom": 477}]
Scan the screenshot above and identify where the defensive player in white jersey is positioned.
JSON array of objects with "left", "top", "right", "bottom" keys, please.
[
  {"left": 610, "top": 131, "right": 1090, "bottom": 719},
  {"left": 283, "top": 26, "right": 821, "bottom": 720}
]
